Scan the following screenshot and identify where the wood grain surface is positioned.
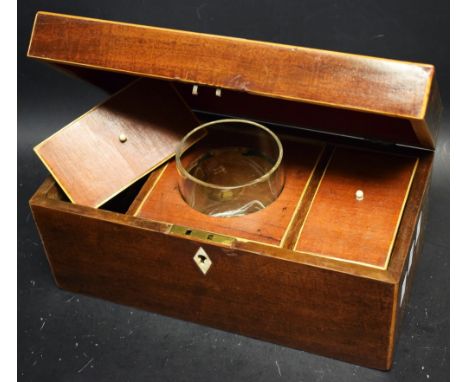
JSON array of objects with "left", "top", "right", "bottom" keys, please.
[
  {"left": 34, "top": 78, "right": 199, "bottom": 207},
  {"left": 28, "top": 12, "right": 436, "bottom": 148},
  {"left": 133, "top": 137, "right": 324, "bottom": 246},
  {"left": 30, "top": 178, "right": 396, "bottom": 370},
  {"left": 30, "top": 144, "right": 433, "bottom": 369},
  {"left": 295, "top": 147, "right": 418, "bottom": 268}
]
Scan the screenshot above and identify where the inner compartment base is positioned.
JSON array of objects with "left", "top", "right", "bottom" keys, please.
[{"left": 131, "top": 135, "right": 325, "bottom": 247}]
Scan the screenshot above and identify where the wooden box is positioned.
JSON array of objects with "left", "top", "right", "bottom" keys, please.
[{"left": 28, "top": 12, "right": 442, "bottom": 370}]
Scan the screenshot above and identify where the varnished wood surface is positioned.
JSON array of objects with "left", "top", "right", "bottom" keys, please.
[
  {"left": 28, "top": 105, "right": 434, "bottom": 370},
  {"left": 30, "top": 139, "right": 433, "bottom": 370},
  {"left": 28, "top": 12, "right": 436, "bottom": 148},
  {"left": 385, "top": 151, "right": 433, "bottom": 280},
  {"left": 34, "top": 78, "right": 199, "bottom": 207},
  {"left": 295, "top": 147, "right": 418, "bottom": 269},
  {"left": 134, "top": 140, "right": 419, "bottom": 268},
  {"left": 134, "top": 137, "right": 324, "bottom": 246},
  {"left": 393, "top": 190, "right": 430, "bottom": 350},
  {"left": 30, "top": 181, "right": 396, "bottom": 370},
  {"left": 410, "top": 78, "right": 443, "bottom": 149},
  {"left": 279, "top": 145, "right": 335, "bottom": 250}
]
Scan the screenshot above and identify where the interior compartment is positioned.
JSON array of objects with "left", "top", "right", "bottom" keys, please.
[
  {"left": 45, "top": 173, "right": 149, "bottom": 215},
  {"left": 294, "top": 147, "right": 418, "bottom": 269},
  {"left": 127, "top": 125, "right": 418, "bottom": 267},
  {"left": 130, "top": 135, "right": 324, "bottom": 246},
  {"left": 37, "top": 76, "right": 425, "bottom": 269}
]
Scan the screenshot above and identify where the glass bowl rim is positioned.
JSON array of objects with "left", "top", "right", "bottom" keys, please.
[{"left": 175, "top": 118, "right": 284, "bottom": 191}]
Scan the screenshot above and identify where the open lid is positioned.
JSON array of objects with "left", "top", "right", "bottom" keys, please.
[
  {"left": 33, "top": 78, "right": 199, "bottom": 208},
  {"left": 28, "top": 12, "right": 441, "bottom": 150}
]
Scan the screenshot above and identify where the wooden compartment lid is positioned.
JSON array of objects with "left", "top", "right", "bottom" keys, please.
[
  {"left": 28, "top": 11, "right": 441, "bottom": 149},
  {"left": 34, "top": 78, "right": 199, "bottom": 208}
]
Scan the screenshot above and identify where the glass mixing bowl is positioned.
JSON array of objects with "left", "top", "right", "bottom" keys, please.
[{"left": 175, "top": 119, "right": 284, "bottom": 217}]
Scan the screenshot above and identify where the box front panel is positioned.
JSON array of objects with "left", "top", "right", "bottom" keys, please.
[{"left": 31, "top": 196, "right": 395, "bottom": 369}]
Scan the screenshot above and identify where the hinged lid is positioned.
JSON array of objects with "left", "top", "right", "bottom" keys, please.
[
  {"left": 28, "top": 12, "right": 441, "bottom": 150},
  {"left": 34, "top": 78, "right": 199, "bottom": 207}
]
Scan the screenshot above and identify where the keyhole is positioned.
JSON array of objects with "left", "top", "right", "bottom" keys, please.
[{"left": 197, "top": 254, "right": 207, "bottom": 264}]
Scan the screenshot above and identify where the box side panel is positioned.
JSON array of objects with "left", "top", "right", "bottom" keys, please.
[
  {"left": 395, "top": 186, "right": 431, "bottom": 338},
  {"left": 410, "top": 77, "right": 443, "bottom": 150},
  {"left": 386, "top": 152, "right": 433, "bottom": 278},
  {"left": 31, "top": 199, "right": 395, "bottom": 369}
]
